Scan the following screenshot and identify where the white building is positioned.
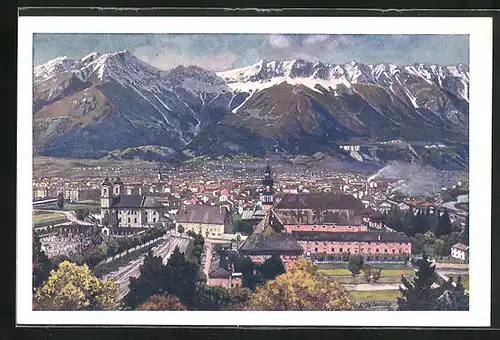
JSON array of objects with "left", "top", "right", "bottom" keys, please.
[
  {"left": 451, "top": 243, "right": 469, "bottom": 262},
  {"left": 100, "top": 176, "right": 168, "bottom": 231}
]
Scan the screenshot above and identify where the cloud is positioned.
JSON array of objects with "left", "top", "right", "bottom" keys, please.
[
  {"left": 136, "top": 50, "right": 237, "bottom": 72},
  {"left": 303, "top": 35, "right": 329, "bottom": 45},
  {"left": 269, "top": 35, "right": 292, "bottom": 49}
]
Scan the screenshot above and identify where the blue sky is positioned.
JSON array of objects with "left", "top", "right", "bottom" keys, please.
[{"left": 33, "top": 34, "right": 469, "bottom": 71}]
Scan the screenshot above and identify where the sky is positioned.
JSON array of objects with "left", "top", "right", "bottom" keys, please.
[{"left": 33, "top": 34, "right": 469, "bottom": 71}]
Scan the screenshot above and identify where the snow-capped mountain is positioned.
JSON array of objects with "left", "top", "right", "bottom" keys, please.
[
  {"left": 32, "top": 51, "right": 469, "bottom": 170},
  {"left": 218, "top": 59, "right": 469, "bottom": 102}
]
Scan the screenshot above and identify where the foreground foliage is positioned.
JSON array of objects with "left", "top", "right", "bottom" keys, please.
[
  {"left": 247, "top": 260, "right": 353, "bottom": 311},
  {"left": 34, "top": 261, "right": 121, "bottom": 310}
]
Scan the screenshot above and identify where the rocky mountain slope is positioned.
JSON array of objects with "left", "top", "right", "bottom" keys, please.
[{"left": 32, "top": 51, "right": 469, "bottom": 170}]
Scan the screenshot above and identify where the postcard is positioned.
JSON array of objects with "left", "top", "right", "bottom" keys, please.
[{"left": 17, "top": 15, "right": 492, "bottom": 326}]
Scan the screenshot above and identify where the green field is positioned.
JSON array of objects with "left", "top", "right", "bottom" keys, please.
[
  {"left": 350, "top": 290, "right": 402, "bottom": 302},
  {"left": 33, "top": 212, "right": 66, "bottom": 223},
  {"left": 319, "top": 268, "right": 413, "bottom": 277},
  {"left": 315, "top": 262, "right": 410, "bottom": 271}
]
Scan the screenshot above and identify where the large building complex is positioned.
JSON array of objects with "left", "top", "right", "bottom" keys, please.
[{"left": 100, "top": 176, "right": 169, "bottom": 232}]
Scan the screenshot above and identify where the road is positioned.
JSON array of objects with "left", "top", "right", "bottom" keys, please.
[
  {"left": 105, "top": 235, "right": 191, "bottom": 300},
  {"left": 343, "top": 283, "right": 402, "bottom": 291},
  {"left": 343, "top": 282, "right": 441, "bottom": 291},
  {"left": 203, "top": 241, "right": 214, "bottom": 278}
]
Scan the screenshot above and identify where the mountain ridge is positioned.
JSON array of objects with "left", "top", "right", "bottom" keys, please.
[{"left": 32, "top": 51, "right": 470, "bottom": 171}]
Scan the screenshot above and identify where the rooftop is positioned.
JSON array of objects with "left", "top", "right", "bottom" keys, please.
[
  {"left": 275, "top": 193, "right": 365, "bottom": 211},
  {"left": 176, "top": 205, "right": 228, "bottom": 224}
]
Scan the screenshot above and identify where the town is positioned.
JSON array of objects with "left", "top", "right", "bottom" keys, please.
[{"left": 32, "top": 158, "right": 470, "bottom": 311}]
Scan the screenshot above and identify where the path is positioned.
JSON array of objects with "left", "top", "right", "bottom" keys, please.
[
  {"left": 343, "top": 283, "right": 402, "bottom": 291},
  {"left": 203, "top": 241, "right": 214, "bottom": 278}
]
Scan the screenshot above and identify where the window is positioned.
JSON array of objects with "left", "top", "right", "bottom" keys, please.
[
  {"left": 313, "top": 225, "right": 316, "bottom": 229},
  {"left": 384, "top": 249, "right": 388, "bottom": 253},
  {"left": 153, "top": 217, "right": 156, "bottom": 223},
  {"left": 339, "top": 248, "right": 343, "bottom": 252},
  {"left": 392, "top": 249, "right": 395, "bottom": 253},
  {"left": 134, "top": 218, "right": 137, "bottom": 223},
  {"left": 323, "top": 225, "right": 326, "bottom": 229},
  {"left": 376, "top": 249, "right": 379, "bottom": 253},
  {"left": 331, "top": 248, "right": 335, "bottom": 252},
  {"left": 347, "top": 249, "right": 351, "bottom": 253},
  {"left": 315, "top": 248, "right": 318, "bottom": 252},
  {"left": 399, "top": 249, "right": 402, "bottom": 254},
  {"left": 128, "top": 218, "right": 130, "bottom": 223}
]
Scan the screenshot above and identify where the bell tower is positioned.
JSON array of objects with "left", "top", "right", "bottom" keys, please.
[
  {"left": 260, "top": 159, "right": 274, "bottom": 210},
  {"left": 100, "top": 176, "right": 112, "bottom": 224},
  {"left": 113, "top": 177, "right": 123, "bottom": 197}
]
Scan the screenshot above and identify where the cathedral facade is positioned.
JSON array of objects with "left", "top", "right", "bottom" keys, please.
[{"left": 100, "top": 176, "right": 168, "bottom": 230}]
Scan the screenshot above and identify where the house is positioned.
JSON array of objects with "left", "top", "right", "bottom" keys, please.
[
  {"left": 207, "top": 254, "right": 242, "bottom": 288},
  {"left": 451, "top": 243, "right": 469, "bottom": 262},
  {"left": 175, "top": 205, "right": 233, "bottom": 238}
]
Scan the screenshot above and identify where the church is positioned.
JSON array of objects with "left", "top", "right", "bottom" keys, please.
[{"left": 100, "top": 176, "right": 168, "bottom": 232}]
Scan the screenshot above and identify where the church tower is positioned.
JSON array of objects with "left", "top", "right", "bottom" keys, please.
[
  {"left": 100, "top": 176, "right": 112, "bottom": 224},
  {"left": 260, "top": 159, "right": 274, "bottom": 210},
  {"left": 112, "top": 177, "right": 123, "bottom": 197}
]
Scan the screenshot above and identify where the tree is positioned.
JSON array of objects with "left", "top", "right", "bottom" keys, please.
[
  {"left": 124, "top": 250, "right": 165, "bottom": 308},
  {"left": 57, "top": 192, "right": 65, "bottom": 209},
  {"left": 74, "top": 208, "right": 90, "bottom": 221},
  {"left": 341, "top": 252, "right": 350, "bottom": 262},
  {"left": 433, "top": 276, "right": 469, "bottom": 311},
  {"left": 81, "top": 244, "right": 106, "bottom": 268},
  {"left": 348, "top": 254, "right": 364, "bottom": 276},
  {"left": 259, "top": 255, "right": 286, "bottom": 280},
  {"left": 397, "top": 255, "right": 442, "bottom": 310},
  {"left": 34, "top": 261, "right": 121, "bottom": 311},
  {"left": 33, "top": 233, "right": 53, "bottom": 288},
  {"left": 433, "top": 238, "right": 446, "bottom": 258},
  {"left": 177, "top": 225, "right": 185, "bottom": 234},
  {"left": 162, "top": 246, "right": 201, "bottom": 307},
  {"left": 437, "top": 210, "right": 452, "bottom": 236},
  {"left": 106, "top": 238, "right": 120, "bottom": 257},
  {"left": 247, "top": 260, "right": 353, "bottom": 311},
  {"left": 136, "top": 294, "right": 187, "bottom": 311},
  {"left": 463, "top": 215, "right": 469, "bottom": 245},
  {"left": 362, "top": 264, "right": 382, "bottom": 283}
]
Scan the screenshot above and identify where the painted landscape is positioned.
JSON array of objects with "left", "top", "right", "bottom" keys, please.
[{"left": 32, "top": 33, "right": 469, "bottom": 312}]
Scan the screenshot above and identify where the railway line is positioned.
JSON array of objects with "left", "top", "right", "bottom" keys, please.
[{"left": 105, "top": 235, "right": 191, "bottom": 300}]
